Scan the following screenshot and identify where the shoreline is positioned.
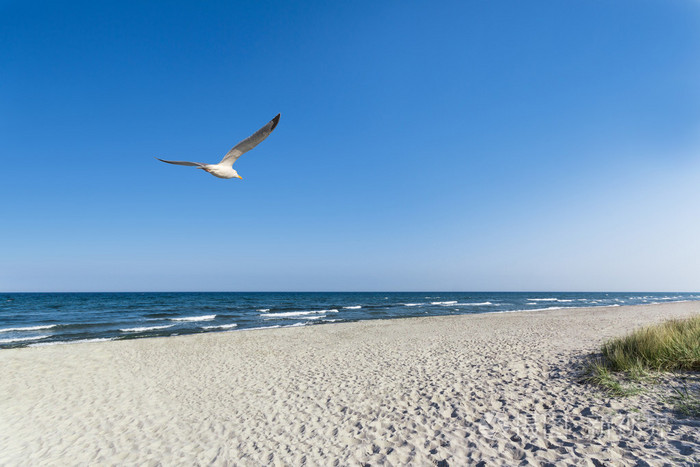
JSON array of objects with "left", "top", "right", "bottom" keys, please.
[
  {"left": 2, "top": 301, "right": 699, "bottom": 465},
  {"left": 3, "top": 298, "right": 697, "bottom": 350}
]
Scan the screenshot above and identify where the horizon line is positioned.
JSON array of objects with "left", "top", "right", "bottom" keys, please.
[{"left": 2, "top": 290, "right": 698, "bottom": 294}]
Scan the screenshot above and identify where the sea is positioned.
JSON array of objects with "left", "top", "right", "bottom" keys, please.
[{"left": 1, "top": 292, "right": 698, "bottom": 349}]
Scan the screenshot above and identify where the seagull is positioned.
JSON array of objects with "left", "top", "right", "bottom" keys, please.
[{"left": 156, "top": 113, "right": 280, "bottom": 179}]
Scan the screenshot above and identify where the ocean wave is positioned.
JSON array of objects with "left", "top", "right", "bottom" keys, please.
[
  {"left": 526, "top": 298, "right": 559, "bottom": 302},
  {"left": 431, "top": 301, "right": 458, "bottom": 305},
  {"left": 404, "top": 303, "right": 423, "bottom": 307},
  {"left": 645, "top": 300, "right": 688, "bottom": 305},
  {"left": 261, "top": 311, "right": 318, "bottom": 318},
  {"left": 514, "top": 303, "right": 622, "bottom": 313},
  {"left": 525, "top": 306, "right": 565, "bottom": 312},
  {"left": 343, "top": 305, "right": 362, "bottom": 309},
  {"left": 261, "top": 309, "right": 338, "bottom": 318},
  {"left": 257, "top": 309, "right": 270, "bottom": 312},
  {"left": 29, "top": 337, "right": 115, "bottom": 347},
  {"left": 300, "top": 315, "right": 325, "bottom": 320},
  {"left": 202, "top": 323, "right": 239, "bottom": 330},
  {"left": 0, "top": 324, "right": 56, "bottom": 333},
  {"left": 170, "top": 315, "right": 216, "bottom": 322},
  {"left": 492, "top": 306, "right": 567, "bottom": 314},
  {"left": 456, "top": 302, "right": 494, "bottom": 306},
  {"left": 120, "top": 325, "right": 175, "bottom": 333},
  {"left": 0, "top": 335, "right": 50, "bottom": 344},
  {"left": 240, "top": 323, "right": 306, "bottom": 331}
]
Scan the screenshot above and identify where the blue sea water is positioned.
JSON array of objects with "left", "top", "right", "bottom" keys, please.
[{"left": 1, "top": 292, "right": 698, "bottom": 349}]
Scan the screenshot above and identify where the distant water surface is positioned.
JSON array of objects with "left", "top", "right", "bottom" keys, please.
[{"left": 1, "top": 292, "right": 698, "bottom": 349}]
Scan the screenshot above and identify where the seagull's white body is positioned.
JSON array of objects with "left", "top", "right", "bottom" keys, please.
[
  {"left": 156, "top": 113, "right": 280, "bottom": 179},
  {"left": 199, "top": 164, "right": 243, "bottom": 179}
]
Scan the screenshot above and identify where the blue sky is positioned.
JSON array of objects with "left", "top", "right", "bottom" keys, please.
[{"left": 2, "top": 0, "right": 700, "bottom": 292}]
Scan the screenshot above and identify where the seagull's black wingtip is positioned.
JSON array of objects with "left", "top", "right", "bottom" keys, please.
[{"left": 270, "top": 113, "right": 281, "bottom": 131}]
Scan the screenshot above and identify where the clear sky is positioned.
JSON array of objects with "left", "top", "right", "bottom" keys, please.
[{"left": 2, "top": 0, "right": 700, "bottom": 292}]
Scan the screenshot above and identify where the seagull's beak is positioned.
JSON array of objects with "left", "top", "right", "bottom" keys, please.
[{"left": 236, "top": 175, "right": 243, "bottom": 179}]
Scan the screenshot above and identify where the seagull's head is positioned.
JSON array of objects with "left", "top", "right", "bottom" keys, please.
[{"left": 232, "top": 169, "right": 242, "bottom": 180}]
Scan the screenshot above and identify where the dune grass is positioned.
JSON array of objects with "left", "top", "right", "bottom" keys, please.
[
  {"left": 585, "top": 358, "right": 643, "bottom": 397},
  {"left": 668, "top": 379, "right": 700, "bottom": 417},
  {"left": 601, "top": 315, "right": 700, "bottom": 372},
  {"left": 585, "top": 315, "right": 700, "bottom": 412}
]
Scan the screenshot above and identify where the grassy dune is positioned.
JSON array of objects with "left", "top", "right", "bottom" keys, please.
[
  {"left": 587, "top": 315, "right": 700, "bottom": 414},
  {"left": 602, "top": 315, "right": 700, "bottom": 372}
]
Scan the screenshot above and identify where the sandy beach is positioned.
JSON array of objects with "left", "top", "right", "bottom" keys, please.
[{"left": 1, "top": 302, "right": 698, "bottom": 466}]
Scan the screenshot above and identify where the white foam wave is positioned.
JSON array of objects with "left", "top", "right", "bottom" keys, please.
[
  {"left": 120, "top": 325, "right": 175, "bottom": 333},
  {"left": 170, "top": 315, "right": 216, "bottom": 322},
  {"left": 431, "top": 301, "right": 458, "bottom": 305},
  {"left": 527, "top": 298, "right": 558, "bottom": 302},
  {"left": 498, "top": 303, "right": 623, "bottom": 314},
  {"left": 261, "top": 311, "right": 316, "bottom": 318},
  {"left": 242, "top": 325, "right": 282, "bottom": 331},
  {"left": 343, "top": 306, "right": 362, "bottom": 309},
  {"left": 456, "top": 302, "right": 494, "bottom": 306},
  {"left": 492, "top": 306, "right": 569, "bottom": 314},
  {"left": 0, "top": 324, "right": 57, "bottom": 333},
  {"left": 257, "top": 309, "right": 270, "bottom": 312},
  {"left": 261, "top": 309, "right": 338, "bottom": 318},
  {"left": 404, "top": 303, "right": 423, "bottom": 307},
  {"left": 29, "top": 338, "right": 115, "bottom": 347},
  {"left": 202, "top": 323, "right": 239, "bottom": 330},
  {"left": 0, "top": 335, "right": 50, "bottom": 344},
  {"left": 241, "top": 323, "right": 305, "bottom": 331}
]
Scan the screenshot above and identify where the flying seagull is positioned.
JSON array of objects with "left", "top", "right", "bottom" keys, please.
[{"left": 156, "top": 113, "right": 280, "bottom": 179}]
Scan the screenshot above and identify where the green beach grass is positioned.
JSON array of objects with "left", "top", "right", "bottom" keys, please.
[
  {"left": 602, "top": 315, "right": 700, "bottom": 372},
  {"left": 586, "top": 315, "right": 700, "bottom": 414}
]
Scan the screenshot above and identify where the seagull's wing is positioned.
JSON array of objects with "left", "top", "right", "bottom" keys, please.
[
  {"left": 155, "top": 158, "right": 206, "bottom": 167},
  {"left": 219, "top": 113, "right": 280, "bottom": 166}
]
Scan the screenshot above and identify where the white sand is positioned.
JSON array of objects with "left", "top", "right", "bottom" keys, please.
[{"left": 1, "top": 302, "right": 699, "bottom": 465}]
